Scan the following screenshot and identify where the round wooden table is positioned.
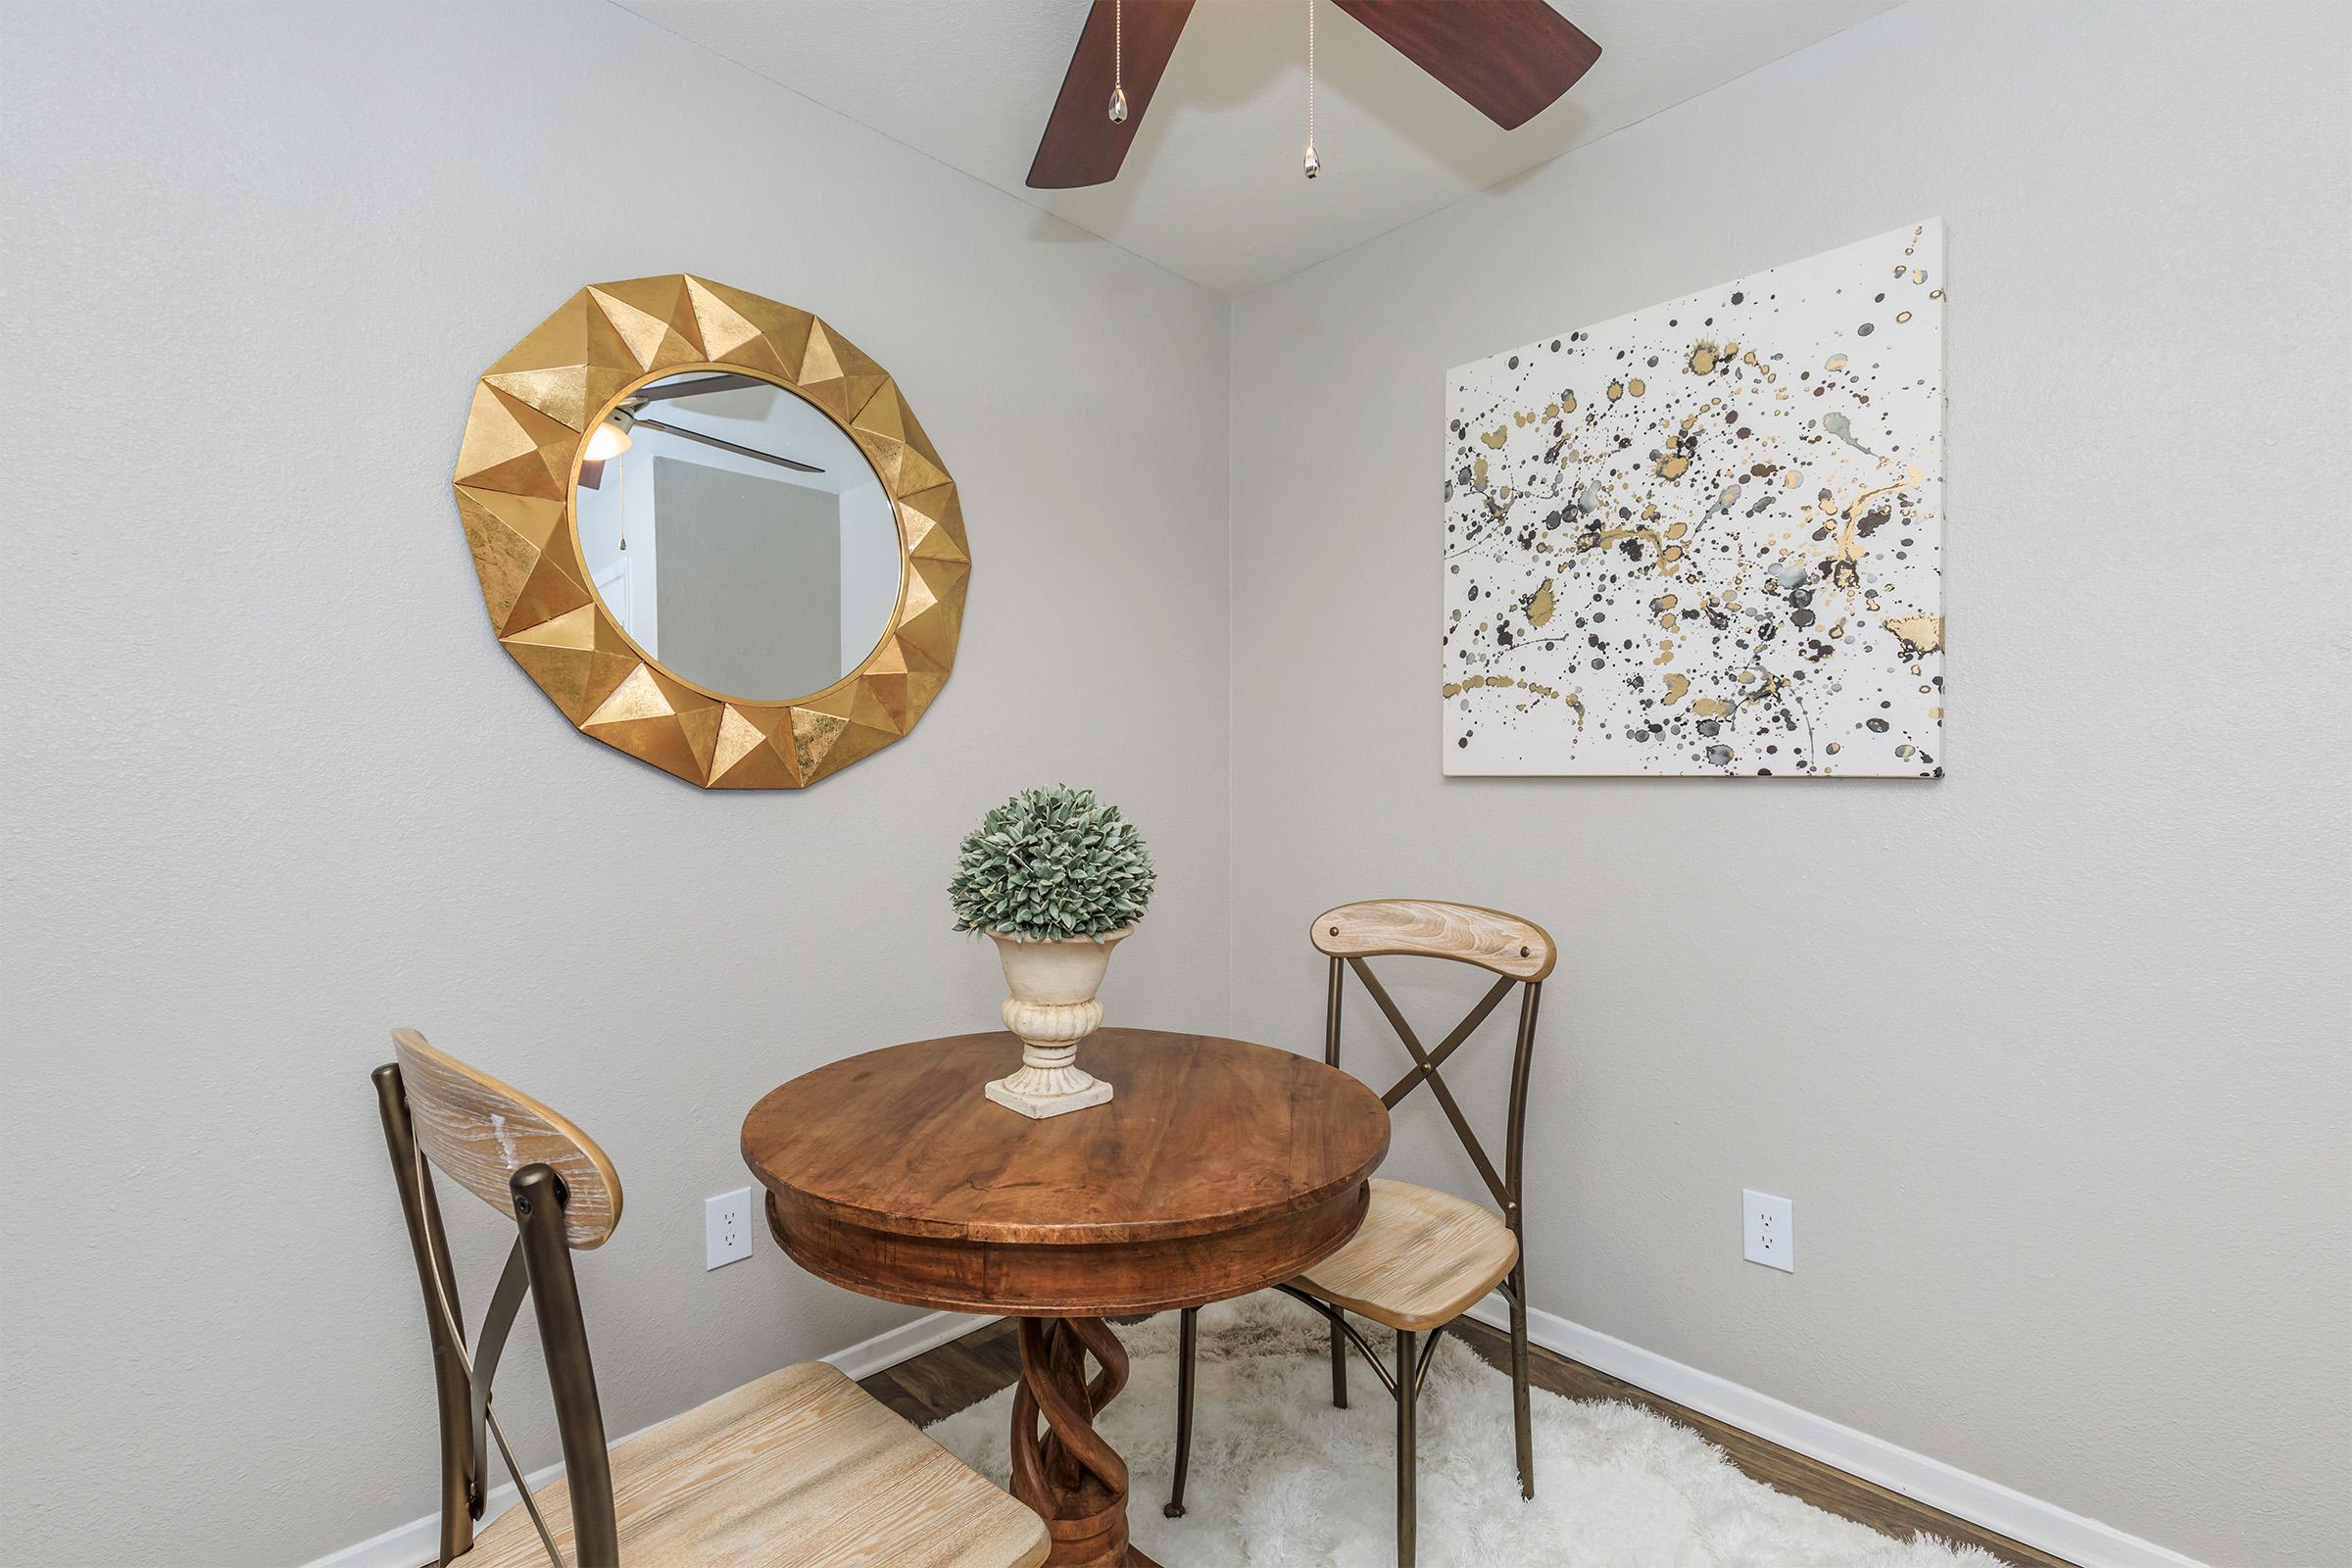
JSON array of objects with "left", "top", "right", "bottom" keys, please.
[{"left": 743, "top": 1028, "right": 1390, "bottom": 1568}]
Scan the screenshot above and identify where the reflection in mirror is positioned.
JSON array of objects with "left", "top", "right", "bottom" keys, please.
[{"left": 572, "top": 372, "right": 903, "bottom": 703}]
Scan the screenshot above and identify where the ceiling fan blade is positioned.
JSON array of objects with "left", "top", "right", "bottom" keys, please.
[
  {"left": 1334, "top": 0, "right": 1600, "bottom": 130},
  {"left": 628, "top": 373, "right": 767, "bottom": 405},
  {"left": 1027, "top": 0, "right": 1196, "bottom": 190},
  {"left": 630, "top": 417, "right": 824, "bottom": 474}
]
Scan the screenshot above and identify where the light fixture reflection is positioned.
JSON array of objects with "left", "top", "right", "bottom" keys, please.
[{"left": 585, "top": 419, "right": 633, "bottom": 462}]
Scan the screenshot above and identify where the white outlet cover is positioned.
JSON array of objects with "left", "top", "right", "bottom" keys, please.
[
  {"left": 1743, "top": 1189, "right": 1794, "bottom": 1272},
  {"left": 706, "top": 1188, "right": 755, "bottom": 1270}
]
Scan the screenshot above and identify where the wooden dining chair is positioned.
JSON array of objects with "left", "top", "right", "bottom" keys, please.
[
  {"left": 1162, "top": 900, "right": 1554, "bottom": 1566},
  {"left": 371, "top": 1029, "right": 1050, "bottom": 1568}
]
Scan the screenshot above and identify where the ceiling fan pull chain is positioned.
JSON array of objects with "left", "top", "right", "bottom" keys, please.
[
  {"left": 1302, "top": 0, "right": 1320, "bottom": 178},
  {"left": 1108, "top": 0, "right": 1129, "bottom": 123}
]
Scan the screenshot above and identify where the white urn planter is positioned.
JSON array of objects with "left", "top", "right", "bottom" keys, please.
[{"left": 984, "top": 926, "right": 1131, "bottom": 1119}]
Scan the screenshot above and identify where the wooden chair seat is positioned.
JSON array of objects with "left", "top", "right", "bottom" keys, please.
[
  {"left": 468, "top": 1361, "right": 1049, "bottom": 1568},
  {"left": 1291, "top": 1178, "right": 1520, "bottom": 1332}
]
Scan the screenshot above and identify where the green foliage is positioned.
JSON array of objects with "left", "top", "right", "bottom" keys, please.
[{"left": 950, "top": 785, "right": 1155, "bottom": 941}]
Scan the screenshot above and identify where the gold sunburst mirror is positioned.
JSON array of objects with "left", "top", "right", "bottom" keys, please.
[{"left": 453, "top": 275, "right": 968, "bottom": 788}]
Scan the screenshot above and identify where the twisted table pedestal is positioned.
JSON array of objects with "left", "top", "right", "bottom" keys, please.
[
  {"left": 744, "top": 1029, "right": 1390, "bottom": 1568},
  {"left": 1012, "top": 1317, "right": 1132, "bottom": 1567}
]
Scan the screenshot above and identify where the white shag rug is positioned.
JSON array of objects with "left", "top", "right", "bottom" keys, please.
[{"left": 926, "top": 1296, "right": 1999, "bottom": 1567}]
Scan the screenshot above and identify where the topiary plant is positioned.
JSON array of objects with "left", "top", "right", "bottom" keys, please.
[{"left": 950, "top": 785, "right": 1155, "bottom": 942}]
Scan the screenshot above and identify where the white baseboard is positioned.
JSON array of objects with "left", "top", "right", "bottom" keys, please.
[
  {"left": 302, "top": 1308, "right": 982, "bottom": 1568},
  {"left": 1460, "top": 1294, "right": 2206, "bottom": 1568},
  {"left": 823, "top": 1306, "right": 994, "bottom": 1382}
]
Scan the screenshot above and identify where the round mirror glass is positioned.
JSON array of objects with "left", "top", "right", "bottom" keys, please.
[{"left": 571, "top": 371, "right": 904, "bottom": 703}]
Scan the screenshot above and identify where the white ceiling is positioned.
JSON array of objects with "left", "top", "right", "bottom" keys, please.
[{"left": 617, "top": 0, "right": 1896, "bottom": 296}]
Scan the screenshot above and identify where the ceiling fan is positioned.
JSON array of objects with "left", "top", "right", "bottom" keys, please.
[
  {"left": 1027, "top": 0, "right": 1603, "bottom": 190},
  {"left": 579, "top": 373, "right": 826, "bottom": 488}
]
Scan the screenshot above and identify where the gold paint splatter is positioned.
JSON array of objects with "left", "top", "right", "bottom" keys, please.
[
  {"left": 1911, "top": 268, "right": 1927, "bottom": 284},
  {"left": 1663, "top": 673, "right": 1690, "bottom": 705},
  {"left": 1826, "top": 742, "right": 1841, "bottom": 755},
  {"left": 1629, "top": 378, "right": 1646, "bottom": 397},
  {"left": 1445, "top": 674, "right": 1585, "bottom": 728},
  {"left": 1665, "top": 521, "right": 1689, "bottom": 540},
  {"left": 1690, "top": 697, "right": 1730, "bottom": 719},
  {"left": 1481, "top": 424, "right": 1509, "bottom": 449},
  {"left": 1896, "top": 311, "right": 1913, "bottom": 323},
  {"left": 1689, "top": 341, "right": 1719, "bottom": 374},
  {"left": 1575, "top": 524, "right": 1665, "bottom": 557},
  {"left": 1607, "top": 380, "right": 1625, "bottom": 402},
  {"left": 1826, "top": 354, "right": 1848, "bottom": 372},
  {"left": 1527, "top": 578, "right": 1556, "bottom": 629},
  {"left": 1472, "top": 454, "right": 1489, "bottom": 486},
  {"left": 1656, "top": 453, "right": 1690, "bottom": 481},
  {"left": 1561, "top": 393, "right": 1578, "bottom": 414},
  {"left": 1882, "top": 612, "right": 1943, "bottom": 655}
]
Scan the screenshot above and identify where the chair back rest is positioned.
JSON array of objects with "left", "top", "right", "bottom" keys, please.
[
  {"left": 373, "top": 1032, "right": 623, "bottom": 1567},
  {"left": 394, "top": 1028, "right": 622, "bottom": 1250},
  {"left": 1311, "top": 900, "right": 1554, "bottom": 1234},
  {"left": 1312, "top": 899, "right": 1556, "bottom": 981}
]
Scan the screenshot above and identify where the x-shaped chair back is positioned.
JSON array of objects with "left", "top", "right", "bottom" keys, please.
[
  {"left": 374, "top": 1030, "right": 625, "bottom": 1568},
  {"left": 1312, "top": 900, "right": 1555, "bottom": 1237}
]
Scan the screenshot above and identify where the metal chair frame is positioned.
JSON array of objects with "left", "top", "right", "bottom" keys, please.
[
  {"left": 373, "top": 1062, "right": 618, "bottom": 1568},
  {"left": 1164, "top": 950, "right": 1545, "bottom": 1565}
]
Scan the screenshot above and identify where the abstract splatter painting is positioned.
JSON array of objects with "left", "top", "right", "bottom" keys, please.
[{"left": 1444, "top": 221, "right": 1944, "bottom": 777}]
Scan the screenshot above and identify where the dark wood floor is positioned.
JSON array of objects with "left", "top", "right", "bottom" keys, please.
[{"left": 859, "top": 1312, "right": 2073, "bottom": 1568}]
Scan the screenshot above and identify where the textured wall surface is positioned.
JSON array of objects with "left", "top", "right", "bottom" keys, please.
[
  {"left": 0, "top": 3, "right": 1229, "bottom": 1561},
  {"left": 1225, "top": 4, "right": 2348, "bottom": 1565}
]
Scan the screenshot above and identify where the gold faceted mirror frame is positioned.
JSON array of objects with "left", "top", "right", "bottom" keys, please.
[{"left": 453, "top": 275, "right": 968, "bottom": 788}]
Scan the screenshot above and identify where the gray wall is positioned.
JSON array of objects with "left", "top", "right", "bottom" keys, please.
[
  {"left": 1224, "top": 5, "right": 2349, "bottom": 1566},
  {"left": 0, "top": 3, "right": 1230, "bottom": 1562}
]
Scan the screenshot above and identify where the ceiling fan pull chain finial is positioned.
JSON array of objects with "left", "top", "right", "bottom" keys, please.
[
  {"left": 1303, "top": 0, "right": 1319, "bottom": 178},
  {"left": 1109, "top": 0, "right": 1129, "bottom": 123}
]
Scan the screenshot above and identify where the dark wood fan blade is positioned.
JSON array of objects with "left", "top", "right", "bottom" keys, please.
[
  {"left": 1335, "top": 0, "right": 1600, "bottom": 130},
  {"left": 1027, "top": 0, "right": 1196, "bottom": 189},
  {"left": 628, "top": 373, "right": 766, "bottom": 404},
  {"left": 631, "top": 417, "right": 824, "bottom": 474}
]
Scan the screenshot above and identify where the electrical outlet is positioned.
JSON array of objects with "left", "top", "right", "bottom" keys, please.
[
  {"left": 706, "top": 1188, "right": 754, "bottom": 1270},
  {"left": 1742, "top": 1190, "right": 1794, "bottom": 1272}
]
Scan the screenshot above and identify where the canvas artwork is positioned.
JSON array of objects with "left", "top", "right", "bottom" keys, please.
[{"left": 1443, "top": 220, "right": 1944, "bottom": 777}]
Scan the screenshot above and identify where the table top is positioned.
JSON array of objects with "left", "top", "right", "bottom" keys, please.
[{"left": 742, "top": 1029, "right": 1390, "bottom": 1250}]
